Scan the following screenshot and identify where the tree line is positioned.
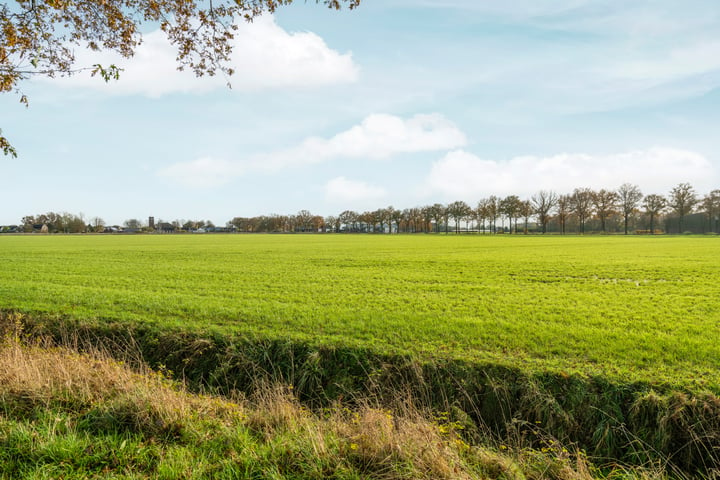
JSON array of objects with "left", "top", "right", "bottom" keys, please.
[
  {"left": 4, "top": 182, "right": 719, "bottom": 235},
  {"left": 228, "top": 183, "right": 719, "bottom": 235}
]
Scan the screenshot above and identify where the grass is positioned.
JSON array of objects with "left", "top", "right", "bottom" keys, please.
[
  {"left": 1, "top": 333, "right": 618, "bottom": 480},
  {"left": 0, "top": 234, "right": 718, "bottom": 391}
]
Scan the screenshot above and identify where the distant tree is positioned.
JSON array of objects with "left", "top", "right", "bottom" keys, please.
[
  {"left": 474, "top": 202, "right": 487, "bottom": 234},
  {"left": 230, "top": 216, "right": 249, "bottom": 232},
  {"left": 499, "top": 195, "right": 521, "bottom": 233},
  {"left": 519, "top": 200, "right": 533, "bottom": 234},
  {"left": 275, "top": 214, "right": 291, "bottom": 232},
  {"left": 123, "top": 218, "right": 142, "bottom": 229},
  {"left": 481, "top": 196, "right": 500, "bottom": 233},
  {"left": 701, "top": 189, "right": 720, "bottom": 233},
  {"left": 668, "top": 183, "right": 698, "bottom": 233},
  {"left": 447, "top": 200, "right": 471, "bottom": 234},
  {"left": 440, "top": 204, "right": 451, "bottom": 234},
  {"left": 338, "top": 210, "right": 358, "bottom": 232},
  {"left": 356, "top": 211, "right": 372, "bottom": 232},
  {"left": 643, "top": 194, "right": 667, "bottom": 234},
  {"left": 591, "top": 189, "right": 618, "bottom": 233},
  {"left": 570, "top": 188, "right": 594, "bottom": 234},
  {"left": 420, "top": 205, "right": 433, "bottom": 233},
  {"left": 401, "top": 208, "right": 416, "bottom": 233},
  {"left": 90, "top": 216, "right": 106, "bottom": 232},
  {"left": 62, "top": 213, "right": 86, "bottom": 233},
  {"left": 311, "top": 215, "right": 324, "bottom": 232},
  {"left": 531, "top": 190, "right": 558, "bottom": 234},
  {"left": 389, "top": 207, "right": 403, "bottom": 233},
  {"left": 374, "top": 207, "right": 393, "bottom": 233},
  {"left": 553, "top": 194, "right": 572, "bottom": 234},
  {"left": 324, "top": 215, "right": 339, "bottom": 233},
  {"left": 295, "top": 210, "right": 313, "bottom": 232},
  {"left": 21, "top": 211, "right": 83, "bottom": 233},
  {"left": 617, "top": 183, "right": 643, "bottom": 235},
  {"left": 429, "top": 203, "right": 445, "bottom": 233}
]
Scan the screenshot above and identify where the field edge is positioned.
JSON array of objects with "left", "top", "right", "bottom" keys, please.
[{"left": 2, "top": 309, "right": 719, "bottom": 474}]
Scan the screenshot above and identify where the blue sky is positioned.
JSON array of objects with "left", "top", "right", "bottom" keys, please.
[{"left": 2, "top": 1, "right": 720, "bottom": 226}]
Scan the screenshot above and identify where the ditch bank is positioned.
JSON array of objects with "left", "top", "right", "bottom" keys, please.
[{"left": 3, "top": 310, "right": 719, "bottom": 475}]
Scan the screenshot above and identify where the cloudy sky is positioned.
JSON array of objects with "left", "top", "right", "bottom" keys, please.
[{"left": 2, "top": 1, "right": 720, "bottom": 225}]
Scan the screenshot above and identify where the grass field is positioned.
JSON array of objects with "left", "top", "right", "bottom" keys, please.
[{"left": 1, "top": 234, "right": 719, "bottom": 391}]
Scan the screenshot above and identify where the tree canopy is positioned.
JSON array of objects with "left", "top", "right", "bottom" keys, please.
[{"left": 0, "top": 0, "right": 360, "bottom": 156}]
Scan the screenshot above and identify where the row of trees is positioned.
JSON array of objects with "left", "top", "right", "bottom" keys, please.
[
  {"left": 14, "top": 212, "right": 107, "bottom": 233},
  {"left": 7, "top": 182, "right": 719, "bottom": 235},
  {"left": 5, "top": 215, "right": 221, "bottom": 234},
  {"left": 229, "top": 183, "right": 720, "bottom": 235}
]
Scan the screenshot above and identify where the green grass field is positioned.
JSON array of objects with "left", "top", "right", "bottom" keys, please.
[{"left": 1, "top": 234, "right": 719, "bottom": 390}]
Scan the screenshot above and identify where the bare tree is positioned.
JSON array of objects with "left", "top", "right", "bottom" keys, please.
[
  {"left": 701, "top": 189, "right": 720, "bottom": 234},
  {"left": 531, "top": 190, "right": 558, "bottom": 234},
  {"left": 555, "top": 194, "right": 571, "bottom": 235},
  {"left": 570, "top": 188, "right": 594, "bottom": 234},
  {"left": 591, "top": 189, "right": 618, "bottom": 233},
  {"left": 421, "top": 206, "right": 434, "bottom": 233},
  {"left": 668, "top": 183, "right": 698, "bottom": 233},
  {"left": 519, "top": 200, "right": 533, "bottom": 234},
  {"left": 617, "top": 183, "right": 643, "bottom": 235},
  {"left": 500, "top": 195, "right": 521, "bottom": 233},
  {"left": 88, "top": 217, "right": 106, "bottom": 231},
  {"left": 643, "top": 194, "right": 667, "bottom": 234},
  {"left": 478, "top": 196, "right": 499, "bottom": 233},
  {"left": 389, "top": 207, "right": 403, "bottom": 234},
  {"left": 475, "top": 202, "right": 487, "bottom": 234}
]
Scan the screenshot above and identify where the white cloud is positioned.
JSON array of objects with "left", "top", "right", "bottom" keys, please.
[
  {"left": 325, "top": 176, "right": 386, "bottom": 204},
  {"left": 255, "top": 113, "right": 467, "bottom": 170},
  {"left": 157, "top": 157, "right": 243, "bottom": 188},
  {"left": 427, "top": 147, "right": 717, "bottom": 200},
  {"left": 158, "top": 113, "right": 466, "bottom": 186},
  {"left": 45, "top": 15, "right": 358, "bottom": 96}
]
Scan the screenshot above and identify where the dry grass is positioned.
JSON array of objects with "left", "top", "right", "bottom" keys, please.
[
  {"left": 1, "top": 326, "right": 489, "bottom": 479},
  {"left": 245, "top": 384, "right": 478, "bottom": 480},
  {"left": 0, "top": 318, "right": 674, "bottom": 479},
  {"left": 0, "top": 316, "right": 241, "bottom": 438}
]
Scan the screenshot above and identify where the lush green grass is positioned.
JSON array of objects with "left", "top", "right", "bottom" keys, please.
[{"left": 1, "top": 234, "right": 719, "bottom": 390}]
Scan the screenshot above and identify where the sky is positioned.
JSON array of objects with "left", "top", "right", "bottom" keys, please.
[{"left": 2, "top": 0, "right": 720, "bottom": 226}]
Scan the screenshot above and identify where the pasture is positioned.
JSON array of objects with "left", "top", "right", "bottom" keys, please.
[{"left": 1, "top": 233, "right": 719, "bottom": 391}]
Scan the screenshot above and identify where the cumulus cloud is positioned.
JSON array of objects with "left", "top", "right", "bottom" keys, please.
[
  {"left": 158, "top": 113, "right": 466, "bottom": 186},
  {"left": 255, "top": 113, "right": 467, "bottom": 170},
  {"left": 324, "top": 176, "right": 386, "bottom": 204},
  {"left": 427, "top": 147, "right": 717, "bottom": 199},
  {"left": 46, "top": 15, "right": 358, "bottom": 96}
]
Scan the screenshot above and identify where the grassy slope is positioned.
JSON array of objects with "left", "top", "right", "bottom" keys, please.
[
  {"left": 0, "top": 234, "right": 719, "bottom": 390},
  {"left": 1, "top": 337, "right": 610, "bottom": 480}
]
